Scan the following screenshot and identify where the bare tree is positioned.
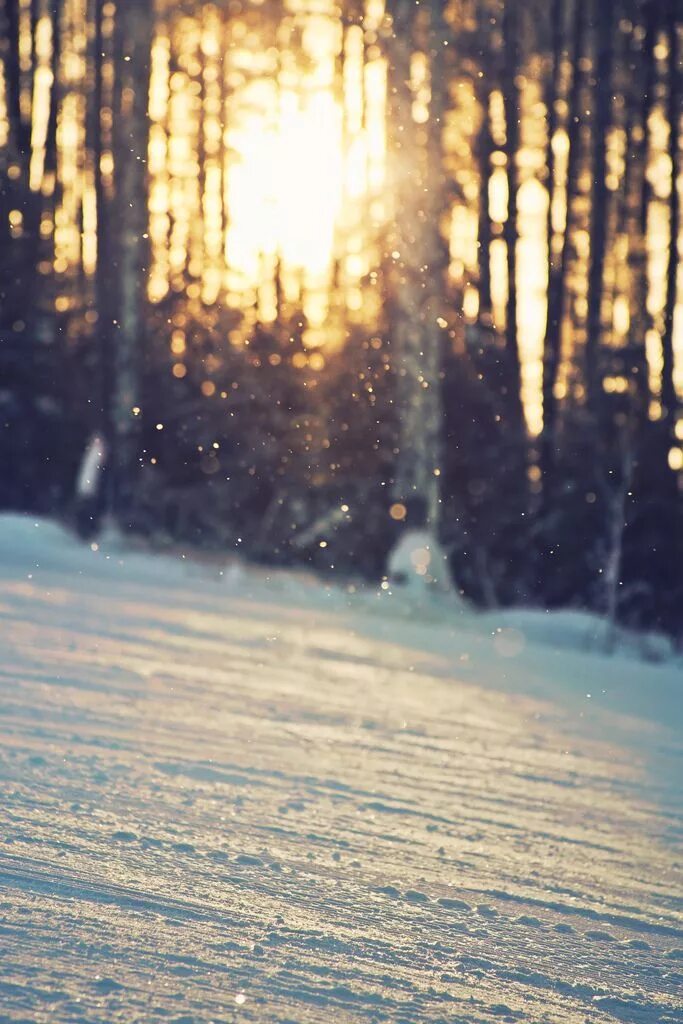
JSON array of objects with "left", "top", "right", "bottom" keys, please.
[
  {"left": 109, "top": 0, "right": 154, "bottom": 525},
  {"left": 623, "top": 0, "right": 657, "bottom": 419},
  {"left": 602, "top": 422, "right": 635, "bottom": 652},
  {"left": 476, "top": 80, "right": 494, "bottom": 323},
  {"left": 543, "top": 0, "right": 564, "bottom": 300},
  {"left": 541, "top": 0, "right": 585, "bottom": 491},
  {"left": 661, "top": 0, "right": 680, "bottom": 438},
  {"left": 385, "top": 0, "right": 447, "bottom": 526},
  {"left": 585, "top": 0, "right": 616, "bottom": 415},
  {"left": 474, "top": 3, "right": 494, "bottom": 326},
  {"left": 501, "top": 0, "right": 524, "bottom": 430},
  {"left": 2, "top": 0, "right": 31, "bottom": 162}
]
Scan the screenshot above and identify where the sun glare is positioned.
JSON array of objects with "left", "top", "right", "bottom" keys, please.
[
  {"left": 1, "top": 0, "right": 681, "bottom": 435},
  {"left": 147, "top": 0, "right": 388, "bottom": 346}
]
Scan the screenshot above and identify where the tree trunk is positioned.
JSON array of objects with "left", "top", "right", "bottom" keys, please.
[
  {"left": 476, "top": 77, "right": 493, "bottom": 323},
  {"left": 31, "top": 0, "right": 61, "bottom": 343},
  {"left": 2, "top": 0, "right": 31, "bottom": 160},
  {"left": 110, "top": 0, "right": 154, "bottom": 526},
  {"left": 585, "top": 0, "right": 615, "bottom": 416},
  {"left": 43, "top": 0, "right": 61, "bottom": 182},
  {"left": 541, "top": 0, "right": 581, "bottom": 489},
  {"left": 603, "top": 430, "right": 634, "bottom": 653},
  {"left": 623, "top": 0, "right": 656, "bottom": 420},
  {"left": 385, "top": 0, "right": 445, "bottom": 526},
  {"left": 92, "top": 0, "right": 113, "bottom": 461},
  {"left": 501, "top": 0, "right": 524, "bottom": 431},
  {"left": 544, "top": 0, "right": 563, "bottom": 292},
  {"left": 661, "top": 0, "right": 680, "bottom": 436}
]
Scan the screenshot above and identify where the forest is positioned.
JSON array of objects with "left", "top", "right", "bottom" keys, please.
[{"left": 0, "top": 0, "right": 681, "bottom": 637}]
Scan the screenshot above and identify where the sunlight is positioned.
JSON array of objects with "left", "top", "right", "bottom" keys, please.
[
  {"left": 148, "top": 0, "right": 387, "bottom": 344},
  {"left": 0, "top": 0, "right": 680, "bottom": 439}
]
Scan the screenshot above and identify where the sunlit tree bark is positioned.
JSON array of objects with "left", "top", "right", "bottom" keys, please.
[
  {"left": 31, "top": 0, "right": 61, "bottom": 343},
  {"left": 90, "top": 0, "right": 113, "bottom": 456},
  {"left": 474, "top": 3, "right": 494, "bottom": 328},
  {"left": 501, "top": 0, "right": 523, "bottom": 431},
  {"left": 385, "top": 0, "right": 446, "bottom": 525},
  {"left": 476, "top": 77, "right": 493, "bottom": 323}
]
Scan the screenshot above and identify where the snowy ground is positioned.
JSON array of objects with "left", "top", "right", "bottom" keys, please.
[{"left": 0, "top": 515, "right": 681, "bottom": 1024}]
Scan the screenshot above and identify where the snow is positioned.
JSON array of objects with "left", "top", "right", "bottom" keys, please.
[
  {"left": 75, "top": 434, "right": 107, "bottom": 498},
  {"left": 386, "top": 527, "right": 455, "bottom": 593},
  {"left": 0, "top": 513, "right": 681, "bottom": 1024}
]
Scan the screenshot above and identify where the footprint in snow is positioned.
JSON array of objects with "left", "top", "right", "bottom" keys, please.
[
  {"left": 585, "top": 929, "right": 616, "bottom": 942},
  {"left": 490, "top": 1003, "right": 515, "bottom": 1018},
  {"left": 437, "top": 897, "right": 471, "bottom": 912},
  {"left": 234, "top": 853, "right": 264, "bottom": 867},
  {"left": 93, "top": 977, "right": 124, "bottom": 994},
  {"left": 404, "top": 889, "right": 430, "bottom": 903},
  {"left": 140, "top": 836, "right": 163, "bottom": 849},
  {"left": 376, "top": 885, "right": 401, "bottom": 898}
]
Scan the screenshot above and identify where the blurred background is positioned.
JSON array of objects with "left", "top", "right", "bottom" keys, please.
[{"left": 0, "top": 0, "right": 681, "bottom": 636}]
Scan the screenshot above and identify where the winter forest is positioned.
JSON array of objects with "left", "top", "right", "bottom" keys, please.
[
  {"left": 2, "top": 3, "right": 683, "bottom": 1020},
  {"left": 0, "top": 0, "right": 682, "bottom": 635}
]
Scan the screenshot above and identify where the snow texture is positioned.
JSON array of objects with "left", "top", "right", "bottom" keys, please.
[{"left": 0, "top": 514, "right": 681, "bottom": 1024}]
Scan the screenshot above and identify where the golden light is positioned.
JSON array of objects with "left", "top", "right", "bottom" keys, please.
[
  {"left": 1, "top": 0, "right": 681, "bottom": 439},
  {"left": 147, "top": 0, "right": 388, "bottom": 346}
]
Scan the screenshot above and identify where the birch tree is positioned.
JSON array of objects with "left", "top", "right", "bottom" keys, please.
[
  {"left": 109, "top": 0, "right": 154, "bottom": 524},
  {"left": 385, "top": 0, "right": 447, "bottom": 526}
]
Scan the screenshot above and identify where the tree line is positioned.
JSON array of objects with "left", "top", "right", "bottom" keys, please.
[{"left": 0, "top": 0, "right": 681, "bottom": 638}]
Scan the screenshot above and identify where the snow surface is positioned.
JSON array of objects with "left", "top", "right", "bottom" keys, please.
[{"left": 0, "top": 514, "right": 681, "bottom": 1024}]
